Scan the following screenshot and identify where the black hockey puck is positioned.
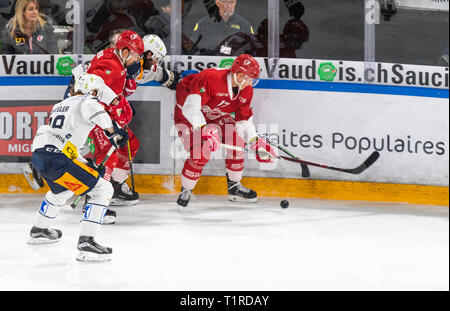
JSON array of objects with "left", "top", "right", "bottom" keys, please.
[{"left": 280, "top": 200, "right": 289, "bottom": 209}]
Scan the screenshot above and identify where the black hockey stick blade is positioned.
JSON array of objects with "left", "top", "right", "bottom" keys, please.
[
  {"left": 279, "top": 151, "right": 380, "bottom": 175},
  {"left": 300, "top": 163, "right": 310, "bottom": 178},
  {"left": 344, "top": 151, "right": 380, "bottom": 174}
]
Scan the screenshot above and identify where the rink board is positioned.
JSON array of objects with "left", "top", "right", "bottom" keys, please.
[
  {"left": 0, "top": 174, "right": 448, "bottom": 206},
  {"left": 0, "top": 59, "right": 448, "bottom": 205}
]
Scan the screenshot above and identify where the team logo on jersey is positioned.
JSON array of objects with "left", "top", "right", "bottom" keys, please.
[
  {"left": 217, "top": 100, "right": 230, "bottom": 108},
  {"left": 230, "top": 24, "right": 240, "bottom": 30},
  {"left": 105, "top": 70, "right": 111, "bottom": 74},
  {"left": 37, "top": 35, "right": 43, "bottom": 42},
  {"left": 216, "top": 93, "right": 229, "bottom": 97},
  {"left": 131, "top": 34, "right": 138, "bottom": 40},
  {"left": 200, "top": 87, "right": 206, "bottom": 93}
]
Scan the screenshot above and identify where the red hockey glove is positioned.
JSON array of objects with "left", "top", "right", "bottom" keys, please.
[
  {"left": 105, "top": 95, "right": 133, "bottom": 127},
  {"left": 201, "top": 126, "right": 221, "bottom": 152},
  {"left": 249, "top": 137, "right": 277, "bottom": 163},
  {"left": 123, "top": 79, "right": 137, "bottom": 97}
]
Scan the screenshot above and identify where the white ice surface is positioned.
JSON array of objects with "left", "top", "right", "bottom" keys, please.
[{"left": 0, "top": 194, "right": 448, "bottom": 291}]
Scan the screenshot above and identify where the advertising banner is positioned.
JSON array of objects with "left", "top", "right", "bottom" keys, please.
[{"left": 1, "top": 55, "right": 448, "bottom": 90}]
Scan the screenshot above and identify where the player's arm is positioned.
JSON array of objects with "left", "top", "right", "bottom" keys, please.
[
  {"left": 235, "top": 91, "right": 276, "bottom": 162},
  {"left": 181, "top": 73, "right": 211, "bottom": 130},
  {"left": 83, "top": 99, "right": 128, "bottom": 149}
]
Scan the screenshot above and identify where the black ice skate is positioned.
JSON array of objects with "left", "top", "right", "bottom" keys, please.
[
  {"left": 22, "top": 162, "right": 44, "bottom": 191},
  {"left": 76, "top": 236, "right": 112, "bottom": 262},
  {"left": 28, "top": 226, "right": 62, "bottom": 244},
  {"left": 177, "top": 187, "right": 192, "bottom": 209},
  {"left": 82, "top": 196, "right": 117, "bottom": 225},
  {"left": 227, "top": 174, "right": 258, "bottom": 203},
  {"left": 110, "top": 181, "right": 139, "bottom": 206}
]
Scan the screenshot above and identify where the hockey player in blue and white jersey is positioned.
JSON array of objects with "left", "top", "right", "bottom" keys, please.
[{"left": 27, "top": 73, "right": 129, "bottom": 262}]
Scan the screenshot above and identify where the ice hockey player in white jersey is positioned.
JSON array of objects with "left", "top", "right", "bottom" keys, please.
[{"left": 27, "top": 73, "right": 129, "bottom": 262}]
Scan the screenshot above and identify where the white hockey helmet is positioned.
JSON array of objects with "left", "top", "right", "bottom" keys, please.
[
  {"left": 74, "top": 73, "right": 105, "bottom": 96},
  {"left": 143, "top": 34, "right": 167, "bottom": 62}
]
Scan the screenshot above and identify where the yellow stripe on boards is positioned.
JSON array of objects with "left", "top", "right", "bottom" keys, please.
[{"left": 1, "top": 174, "right": 448, "bottom": 206}]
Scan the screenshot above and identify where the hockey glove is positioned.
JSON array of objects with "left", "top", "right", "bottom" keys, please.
[
  {"left": 86, "top": 159, "right": 106, "bottom": 178},
  {"left": 104, "top": 122, "right": 129, "bottom": 149},
  {"left": 249, "top": 137, "right": 277, "bottom": 163},
  {"left": 123, "top": 79, "right": 137, "bottom": 97},
  {"left": 201, "top": 126, "right": 221, "bottom": 152}
]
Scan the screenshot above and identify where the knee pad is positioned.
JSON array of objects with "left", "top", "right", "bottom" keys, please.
[
  {"left": 87, "top": 178, "right": 114, "bottom": 206},
  {"left": 82, "top": 203, "right": 108, "bottom": 225},
  {"left": 35, "top": 190, "right": 72, "bottom": 228},
  {"left": 45, "top": 190, "right": 73, "bottom": 208}
]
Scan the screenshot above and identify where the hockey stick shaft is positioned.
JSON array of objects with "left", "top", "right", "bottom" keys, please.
[
  {"left": 127, "top": 139, "right": 136, "bottom": 192},
  {"left": 71, "top": 145, "right": 116, "bottom": 209},
  {"left": 255, "top": 134, "right": 310, "bottom": 177},
  {"left": 259, "top": 134, "right": 311, "bottom": 178},
  {"left": 221, "top": 144, "right": 380, "bottom": 175}
]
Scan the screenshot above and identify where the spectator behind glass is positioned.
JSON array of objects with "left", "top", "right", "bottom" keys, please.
[
  {"left": 2, "top": 0, "right": 58, "bottom": 54},
  {"left": 87, "top": 0, "right": 149, "bottom": 53},
  {"left": 189, "top": 0, "right": 256, "bottom": 56},
  {"left": 144, "top": 0, "right": 195, "bottom": 54}
]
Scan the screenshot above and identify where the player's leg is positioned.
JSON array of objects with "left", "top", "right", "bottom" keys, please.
[
  {"left": 28, "top": 150, "right": 75, "bottom": 244},
  {"left": 175, "top": 120, "right": 214, "bottom": 207},
  {"left": 221, "top": 118, "right": 257, "bottom": 202},
  {"left": 82, "top": 126, "right": 118, "bottom": 223},
  {"left": 77, "top": 177, "right": 114, "bottom": 262},
  {"left": 49, "top": 153, "right": 114, "bottom": 261},
  {"left": 110, "top": 128, "right": 139, "bottom": 206}
]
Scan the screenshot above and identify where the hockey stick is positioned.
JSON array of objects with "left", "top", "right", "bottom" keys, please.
[
  {"left": 258, "top": 134, "right": 311, "bottom": 178},
  {"left": 221, "top": 144, "right": 380, "bottom": 175},
  {"left": 70, "top": 145, "right": 116, "bottom": 209},
  {"left": 127, "top": 139, "right": 136, "bottom": 193}
]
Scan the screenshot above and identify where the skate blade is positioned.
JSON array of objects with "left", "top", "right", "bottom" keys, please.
[
  {"left": 22, "top": 164, "right": 42, "bottom": 191},
  {"left": 76, "top": 251, "right": 112, "bottom": 263},
  {"left": 109, "top": 198, "right": 139, "bottom": 206},
  {"left": 27, "top": 237, "right": 60, "bottom": 245},
  {"left": 228, "top": 195, "right": 258, "bottom": 203}
]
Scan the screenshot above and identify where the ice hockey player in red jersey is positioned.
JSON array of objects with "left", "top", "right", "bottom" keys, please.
[
  {"left": 85, "top": 30, "right": 144, "bottom": 210},
  {"left": 174, "top": 54, "right": 277, "bottom": 208}
]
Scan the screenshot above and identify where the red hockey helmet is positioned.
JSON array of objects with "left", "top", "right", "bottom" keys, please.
[
  {"left": 231, "top": 54, "right": 261, "bottom": 79},
  {"left": 116, "top": 30, "right": 144, "bottom": 55}
]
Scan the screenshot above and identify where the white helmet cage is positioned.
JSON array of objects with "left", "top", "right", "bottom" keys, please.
[
  {"left": 74, "top": 73, "right": 105, "bottom": 96},
  {"left": 143, "top": 34, "right": 167, "bottom": 63}
]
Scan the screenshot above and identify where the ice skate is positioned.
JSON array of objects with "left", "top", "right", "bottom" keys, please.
[
  {"left": 28, "top": 226, "right": 62, "bottom": 244},
  {"left": 227, "top": 174, "right": 257, "bottom": 203},
  {"left": 177, "top": 187, "right": 192, "bottom": 210},
  {"left": 110, "top": 181, "right": 139, "bottom": 206},
  {"left": 76, "top": 236, "right": 112, "bottom": 262}
]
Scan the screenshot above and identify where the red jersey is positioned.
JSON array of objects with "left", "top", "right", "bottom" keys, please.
[
  {"left": 176, "top": 68, "right": 254, "bottom": 124},
  {"left": 87, "top": 48, "right": 127, "bottom": 96}
]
